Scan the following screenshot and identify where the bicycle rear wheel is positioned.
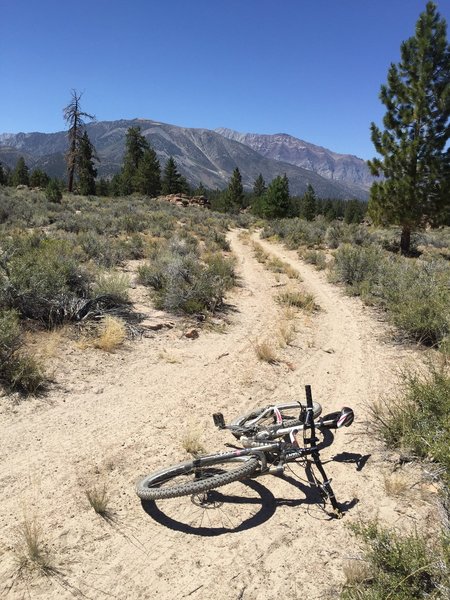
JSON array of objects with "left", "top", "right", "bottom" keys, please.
[
  {"left": 136, "top": 455, "right": 259, "bottom": 501},
  {"left": 231, "top": 401, "right": 322, "bottom": 437}
]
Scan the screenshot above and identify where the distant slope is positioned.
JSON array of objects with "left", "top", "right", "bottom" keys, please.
[
  {"left": 0, "top": 119, "right": 369, "bottom": 199},
  {"left": 215, "top": 128, "right": 374, "bottom": 190}
]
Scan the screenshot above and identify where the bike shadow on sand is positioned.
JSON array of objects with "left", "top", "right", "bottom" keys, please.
[{"left": 140, "top": 473, "right": 358, "bottom": 537}]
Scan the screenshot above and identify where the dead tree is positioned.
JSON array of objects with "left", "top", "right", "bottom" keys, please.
[{"left": 63, "top": 90, "right": 95, "bottom": 192}]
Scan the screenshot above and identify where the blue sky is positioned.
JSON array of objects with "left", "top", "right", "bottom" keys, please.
[{"left": 1, "top": 0, "right": 449, "bottom": 159}]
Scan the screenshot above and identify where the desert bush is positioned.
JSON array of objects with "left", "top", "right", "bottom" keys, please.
[
  {"left": 332, "top": 244, "right": 385, "bottom": 290},
  {"left": 378, "top": 258, "right": 450, "bottom": 345},
  {"left": 3, "top": 238, "right": 90, "bottom": 325},
  {"left": 91, "top": 271, "right": 129, "bottom": 303},
  {"left": 371, "top": 361, "right": 450, "bottom": 486},
  {"left": 302, "top": 249, "right": 327, "bottom": 270},
  {"left": 139, "top": 240, "right": 235, "bottom": 315},
  {"left": 0, "top": 309, "right": 46, "bottom": 394},
  {"left": 77, "top": 231, "right": 126, "bottom": 267},
  {"left": 341, "top": 521, "right": 449, "bottom": 599}
]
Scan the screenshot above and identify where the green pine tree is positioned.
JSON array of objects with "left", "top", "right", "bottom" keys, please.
[
  {"left": 263, "top": 174, "right": 290, "bottom": 219},
  {"left": 121, "top": 127, "right": 149, "bottom": 193},
  {"left": 29, "top": 169, "right": 50, "bottom": 188},
  {"left": 161, "top": 156, "right": 184, "bottom": 194},
  {"left": 96, "top": 178, "right": 110, "bottom": 196},
  {"left": 301, "top": 184, "right": 316, "bottom": 221},
  {"left": 195, "top": 182, "right": 207, "bottom": 196},
  {"left": 344, "top": 199, "right": 366, "bottom": 224},
  {"left": 224, "top": 167, "right": 244, "bottom": 212},
  {"left": 0, "top": 163, "right": 7, "bottom": 186},
  {"left": 77, "top": 130, "right": 98, "bottom": 195},
  {"left": 45, "top": 178, "right": 63, "bottom": 203},
  {"left": 368, "top": 1, "right": 450, "bottom": 254},
  {"left": 11, "top": 157, "right": 30, "bottom": 186},
  {"left": 253, "top": 173, "right": 267, "bottom": 197},
  {"left": 134, "top": 148, "right": 161, "bottom": 197}
]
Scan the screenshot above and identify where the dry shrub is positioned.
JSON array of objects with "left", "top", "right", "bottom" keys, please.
[
  {"left": 254, "top": 340, "right": 278, "bottom": 363},
  {"left": 158, "top": 349, "right": 181, "bottom": 364},
  {"left": 342, "top": 559, "right": 372, "bottom": 586},
  {"left": 276, "top": 289, "right": 318, "bottom": 312},
  {"left": 181, "top": 430, "right": 205, "bottom": 456},
  {"left": 278, "top": 321, "right": 296, "bottom": 347},
  {"left": 85, "top": 482, "right": 111, "bottom": 517},
  {"left": 94, "top": 316, "right": 126, "bottom": 352},
  {"left": 383, "top": 471, "right": 412, "bottom": 497}
]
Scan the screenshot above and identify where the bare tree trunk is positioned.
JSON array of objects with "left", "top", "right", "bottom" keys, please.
[{"left": 400, "top": 224, "right": 411, "bottom": 255}]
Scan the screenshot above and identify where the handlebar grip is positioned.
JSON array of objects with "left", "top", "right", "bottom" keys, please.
[
  {"left": 304, "top": 385, "right": 314, "bottom": 429},
  {"left": 305, "top": 385, "right": 313, "bottom": 409}
]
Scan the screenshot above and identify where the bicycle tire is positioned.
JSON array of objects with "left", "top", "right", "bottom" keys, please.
[
  {"left": 136, "top": 455, "right": 259, "bottom": 501},
  {"left": 231, "top": 401, "right": 322, "bottom": 437}
]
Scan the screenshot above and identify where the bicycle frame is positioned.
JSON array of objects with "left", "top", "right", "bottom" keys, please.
[{"left": 211, "top": 385, "right": 345, "bottom": 516}]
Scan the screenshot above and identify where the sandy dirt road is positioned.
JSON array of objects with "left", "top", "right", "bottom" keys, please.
[{"left": 0, "top": 230, "right": 438, "bottom": 599}]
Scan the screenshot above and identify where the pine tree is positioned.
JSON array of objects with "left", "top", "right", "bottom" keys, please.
[
  {"left": 195, "top": 182, "right": 207, "bottom": 196},
  {"left": 264, "top": 174, "right": 290, "bottom": 219},
  {"left": 77, "top": 130, "right": 98, "bottom": 195},
  {"left": 368, "top": 1, "right": 450, "bottom": 254},
  {"left": 161, "top": 156, "right": 183, "bottom": 194},
  {"left": 344, "top": 199, "right": 365, "bottom": 224},
  {"left": 63, "top": 90, "right": 95, "bottom": 192},
  {"left": 121, "top": 126, "right": 149, "bottom": 194},
  {"left": 11, "top": 157, "right": 30, "bottom": 186},
  {"left": 301, "top": 184, "right": 317, "bottom": 221},
  {"left": 253, "top": 173, "right": 267, "bottom": 197},
  {"left": 224, "top": 167, "right": 244, "bottom": 212},
  {"left": 46, "top": 179, "right": 62, "bottom": 203},
  {"left": 134, "top": 148, "right": 161, "bottom": 197},
  {"left": 0, "top": 163, "right": 6, "bottom": 186},
  {"left": 96, "top": 178, "right": 110, "bottom": 196},
  {"left": 29, "top": 169, "right": 50, "bottom": 188}
]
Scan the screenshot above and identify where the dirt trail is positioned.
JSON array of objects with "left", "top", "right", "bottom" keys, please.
[{"left": 0, "top": 231, "right": 437, "bottom": 599}]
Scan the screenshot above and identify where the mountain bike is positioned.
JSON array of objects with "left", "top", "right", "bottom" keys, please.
[{"left": 136, "top": 386, "right": 354, "bottom": 519}]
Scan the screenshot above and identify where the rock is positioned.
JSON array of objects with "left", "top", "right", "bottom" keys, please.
[{"left": 184, "top": 328, "right": 199, "bottom": 339}]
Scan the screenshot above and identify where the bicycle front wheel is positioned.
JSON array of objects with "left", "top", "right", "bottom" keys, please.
[
  {"left": 231, "top": 401, "right": 322, "bottom": 436},
  {"left": 136, "top": 455, "right": 259, "bottom": 501}
]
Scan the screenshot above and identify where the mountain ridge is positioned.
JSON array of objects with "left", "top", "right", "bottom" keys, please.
[
  {"left": 215, "top": 127, "right": 374, "bottom": 189},
  {"left": 0, "top": 119, "right": 370, "bottom": 199}
]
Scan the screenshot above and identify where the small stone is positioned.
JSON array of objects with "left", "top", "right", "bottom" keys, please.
[{"left": 184, "top": 328, "right": 199, "bottom": 339}]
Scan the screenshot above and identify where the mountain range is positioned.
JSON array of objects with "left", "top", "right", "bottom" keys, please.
[{"left": 0, "top": 119, "right": 373, "bottom": 199}]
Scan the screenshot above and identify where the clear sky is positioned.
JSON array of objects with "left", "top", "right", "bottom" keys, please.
[{"left": 1, "top": 0, "right": 449, "bottom": 160}]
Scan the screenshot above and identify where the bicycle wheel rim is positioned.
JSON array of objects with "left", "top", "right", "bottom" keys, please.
[{"left": 136, "top": 455, "right": 259, "bottom": 501}]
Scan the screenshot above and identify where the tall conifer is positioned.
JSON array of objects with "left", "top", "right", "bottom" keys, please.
[{"left": 368, "top": 1, "right": 450, "bottom": 253}]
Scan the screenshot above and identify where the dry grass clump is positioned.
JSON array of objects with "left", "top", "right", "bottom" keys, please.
[
  {"left": 91, "top": 271, "right": 130, "bottom": 303},
  {"left": 252, "top": 241, "right": 300, "bottom": 279},
  {"left": 342, "top": 558, "right": 372, "bottom": 587},
  {"left": 15, "top": 514, "right": 54, "bottom": 575},
  {"left": 277, "top": 321, "right": 296, "bottom": 347},
  {"left": 276, "top": 289, "right": 318, "bottom": 312},
  {"left": 181, "top": 430, "right": 205, "bottom": 456},
  {"left": 254, "top": 340, "right": 278, "bottom": 363},
  {"left": 93, "top": 316, "right": 127, "bottom": 352},
  {"left": 85, "top": 482, "right": 111, "bottom": 517},
  {"left": 383, "top": 471, "right": 412, "bottom": 497}
]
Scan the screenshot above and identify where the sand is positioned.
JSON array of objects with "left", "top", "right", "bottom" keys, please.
[{"left": 0, "top": 230, "right": 440, "bottom": 599}]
